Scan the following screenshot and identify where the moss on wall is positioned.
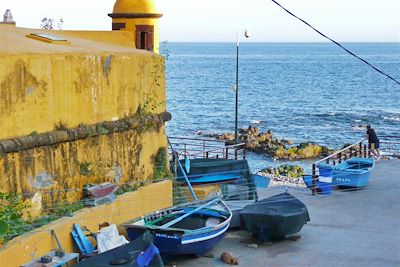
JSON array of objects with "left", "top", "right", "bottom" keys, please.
[
  {"left": 152, "top": 147, "right": 169, "bottom": 181},
  {"left": 0, "top": 123, "right": 168, "bottom": 213},
  {"left": 0, "top": 111, "right": 171, "bottom": 154}
]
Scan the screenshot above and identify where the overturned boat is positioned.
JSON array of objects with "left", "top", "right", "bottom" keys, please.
[
  {"left": 240, "top": 192, "right": 310, "bottom": 241},
  {"left": 123, "top": 198, "right": 232, "bottom": 256}
]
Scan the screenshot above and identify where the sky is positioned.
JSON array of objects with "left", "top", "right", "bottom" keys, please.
[{"left": 0, "top": 0, "right": 399, "bottom": 42}]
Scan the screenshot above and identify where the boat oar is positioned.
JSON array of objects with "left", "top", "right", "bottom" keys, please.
[
  {"left": 160, "top": 198, "right": 220, "bottom": 228},
  {"left": 51, "top": 229, "right": 67, "bottom": 265},
  {"left": 167, "top": 137, "right": 198, "bottom": 202}
]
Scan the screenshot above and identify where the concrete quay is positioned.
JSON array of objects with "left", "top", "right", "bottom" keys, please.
[{"left": 174, "top": 160, "right": 400, "bottom": 267}]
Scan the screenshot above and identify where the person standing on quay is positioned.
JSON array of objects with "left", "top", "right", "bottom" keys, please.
[{"left": 366, "top": 125, "right": 380, "bottom": 158}]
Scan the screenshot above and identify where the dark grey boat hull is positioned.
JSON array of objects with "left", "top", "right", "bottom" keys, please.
[
  {"left": 226, "top": 200, "right": 256, "bottom": 229},
  {"left": 240, "top": 192, "right": 310, "bottom": 241}
]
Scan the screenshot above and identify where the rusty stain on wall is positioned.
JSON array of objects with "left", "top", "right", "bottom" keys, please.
[
  {"left": 0, "top": 59, "right": 47, "bottom": 115},
  {"left": 103, "top": 54, "right": 113, "bottom": 85}
]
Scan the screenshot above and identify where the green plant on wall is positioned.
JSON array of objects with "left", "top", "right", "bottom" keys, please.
[
  {"left": 48, "top": 202, "right": 84, "bottom": 217},
  {"left": 0, "top": 192, "right": 31, "bottom": 243},
  {"left": 140, "top": 96, "right": 165, "bottom": 116},
  {"left": 153, "top": 147, "right": 168, "bottom": 181},
  {"left": 172, "top": 180, "right": 186, "bottom": 205},
  {"left": 97, "top": 125, "right": 109, "bottom": 135},
  {"left": 139, "top": 51, "right": 167, "bottom": 116},
  {"left": 115, "top": 181, "right": 145, "bottom": 196},
  {"left": 30, "top": 201, "right": 84, "bottom": 229},
  {"left": 0, "top": 193, "right": 86, "bottom": 243},
  {"left": 151, "top": 55, "right": 165, "bottom": 88},
  {"left": 79, "top": 161, "right": 92, "bottom": 176},
  {"left": 54, "top": 120, "right": 69, "bottom": 131},
  {"left": 79, "top": 123, "right": 95, "bottom": 137}
]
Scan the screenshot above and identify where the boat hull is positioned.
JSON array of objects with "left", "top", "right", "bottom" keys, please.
[
  {"left": 332, "top": 157, "right": 374, "bottom": 188},
  {"left": 226, "top": 200, "right": 256, "bottom": 229},
  {"left": 333, "top": 169, "right": 372, "bottom": 187},
  {"left": 123, "top": 199, "right": 232, "bottom": 256},
  {"left": 303, "top": 158, "right": 375, "bottom": 190},
  {"left": 240, "top": 193, "right": 310, "bottom": 241},
  {"left": 125, "top": 223, "right": 229, "bottom": 256},
  {"left": 74, "top": 231, "right": 164, "bottom": 267}
]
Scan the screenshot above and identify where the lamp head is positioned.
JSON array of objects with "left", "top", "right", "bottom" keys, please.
[{"left": 244, "top": 29, "right": 250, "bottom": 38}]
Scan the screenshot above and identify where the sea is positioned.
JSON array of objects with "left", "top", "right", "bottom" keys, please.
[{"left": 162, "top": 42, "right": 400, "bottom": 172}]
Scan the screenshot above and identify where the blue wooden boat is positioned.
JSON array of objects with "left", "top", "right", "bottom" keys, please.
[
  {"left": 303, "top": 157, "right": 375, "bottom": 191},
  {"left": 174, "top": 158, "right": 269, "bottom": 202},
  {"left": 332, "top": 157, "right": 375, "bottom": 188},
  {"left": 123, "top": 198, "right": 232, "bottom": 256},
  {"left": 175, "top": 158, "right": 248, "bottom": 182}
]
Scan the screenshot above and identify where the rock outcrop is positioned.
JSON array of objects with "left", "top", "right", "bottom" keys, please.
[{"left": 204, "top": 125, "right": 331, "bottom": 160}]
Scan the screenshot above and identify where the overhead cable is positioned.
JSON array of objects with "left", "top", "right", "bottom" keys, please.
[{"left": 269, "top": 0, "right": 400, "bottom": 86}]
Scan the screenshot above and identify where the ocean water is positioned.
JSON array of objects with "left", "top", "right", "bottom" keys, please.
[{"left": 163, "top": 43, "right": 400, "bottom": 171}]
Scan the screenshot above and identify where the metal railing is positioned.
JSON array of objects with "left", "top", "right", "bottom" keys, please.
[
  {"left": 378, "top": 135, "right": 400, "bottom": 158},
  {"left": 311, "top": 138, "right": 369, "bottom": 195},
  {"left": 168, "top": 136, "right": 246, "bottom": 160}
]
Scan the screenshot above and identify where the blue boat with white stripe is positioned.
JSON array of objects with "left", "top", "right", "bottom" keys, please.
[
  {"left": 123, "top": 198, "right": 232, "bottom": 256},
  {"left": 332, "top": 157, "right": 375, "bottom": 188},
  {"left": 123, "top": 139, "right": 232, "bottom": 256}
]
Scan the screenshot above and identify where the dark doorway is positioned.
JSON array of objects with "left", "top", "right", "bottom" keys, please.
[{"left": 135, "top": 25, "right": 154, "bottom": 51}]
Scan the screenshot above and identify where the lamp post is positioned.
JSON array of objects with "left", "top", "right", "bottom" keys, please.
[{"left": 234, "top": 29, "right": 250, "bottom": 143}]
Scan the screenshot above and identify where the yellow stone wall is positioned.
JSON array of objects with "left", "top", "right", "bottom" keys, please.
[
  {"left": 0, "top": 180, "right": 173, "bottom": 267},
  {"left": 0, "top": 32, "right": 169, "bottom": 215},
  {"left": 0, "top": 0, "right": 171, "bottom": 260},
  {"left": 0, "top": 126, "right": 168, "bottom": 213},
  {"left": 0, "top": 53, "right": 165, "bottom": 140}
]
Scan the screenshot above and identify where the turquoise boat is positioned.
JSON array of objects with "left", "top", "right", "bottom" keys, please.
[{"left": 331, "top": 157, "right": 375, "bottom": 188}]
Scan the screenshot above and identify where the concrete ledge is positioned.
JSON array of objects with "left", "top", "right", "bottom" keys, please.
[{"left": 0, "top": 180, "right": 172, "bottom": 267}]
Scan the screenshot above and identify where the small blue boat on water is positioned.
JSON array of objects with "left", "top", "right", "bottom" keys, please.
[
  {"left": 331, "top": 157, "right": 375, "bottom": 188},
  {"left": 123, "top": 198, "right": 232, "bottom": 256}
]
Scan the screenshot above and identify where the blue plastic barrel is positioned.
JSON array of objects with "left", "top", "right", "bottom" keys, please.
[
  {"left": 317, "top": 181, "right": 332, "bottom": 195},
  {"left": 318, "top": 164, "right": 333, "bottom": 177}
]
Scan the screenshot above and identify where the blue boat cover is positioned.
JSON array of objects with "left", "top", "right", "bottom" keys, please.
[{"left": 137, "top": 244, "right": 160, "bottom": 267}]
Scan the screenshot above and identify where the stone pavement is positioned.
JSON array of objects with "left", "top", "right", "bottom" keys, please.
[{"left": 172, "top": 160, "right": 400, "bottom": 267}]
